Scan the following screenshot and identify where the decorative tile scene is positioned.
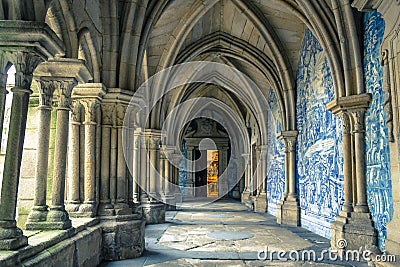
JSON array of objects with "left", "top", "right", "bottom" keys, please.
[
  {"left": 295, "top": 29, "right": 344, "bottom": 239},
  {"left": 266, "top": 88, "right": 285, "bottom": 216},
  {"left": 364, "top": 11, "right": 393, "bottom": 252}
]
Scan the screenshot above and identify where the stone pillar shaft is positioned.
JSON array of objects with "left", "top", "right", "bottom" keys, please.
[
  {"left": 140, "top": 133, "right": 148, "bottom": 201},
  {"left": 132, "top": 132, "right": 140, "bottom": 203},
  {"left": 68, "top": 104, "right": 81, "bottom": 208},
  {"left": 0, "top": 88, "right": 31, "bottom": 219},
  {"left": 116, "top": 127, "right": 127, "bottom": 203},
  {"left": 339, "top": 112, "right": 353, "bottom": 212},
  {"left": 110, "top": 127, "right": 118, "bottom": 203},
  {"left": 100, "top": 127, "right": 111, "bottom": 202},
  {"left": 49, "top": 84, "right": 73, "bottom": 228},
  {"left": 83, "top": 120, "right": 96, "bottom": 203},
  {"left": 33, "top": 85, "right": 53, "bottom": 208},
  {"left": 351, "top": 110, "right": 369, "bottom": 212},
  {"left": 0, "top": 73, "right": 7, "bottom": 151}
]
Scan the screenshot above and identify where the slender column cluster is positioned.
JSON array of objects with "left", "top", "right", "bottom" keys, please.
[
  {"left": 68, "top": 84, "right": 106, "bottom": 217},
  {"left": 66, "top": 101, "right": 83, "bottom": 212},
  {"left": 98, "top": 103, "right": 115, "bottom": 216}
]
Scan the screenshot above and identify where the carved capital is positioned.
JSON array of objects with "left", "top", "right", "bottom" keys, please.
[
  {"left": 70, "top": 101, "right": 82, "bottom": 123},
  {"left": 81, "top": 99, "right": 100, "bottom": 124},
  {"left": 337, "top": 112, "right": 351, "bottom": 135},
  {"left": 55, "top": 80, "right": 75, "bottom": 109},
  {"left": 285, "top": 138, "right": 297, "bottom": 153},
  {"left": 37, "top": 80, "right": 55, "bottom": 108},
  {"left": 350, "top": 109, "right": 366, "bottom": 133},
  {"left": 102, "top": 103, "right": 115, "bottom": 126},
  {"left": 278, "top": 131, "right": 298, "bottom": 153},
  {"left": 115, "top": 104, "right": 127, "bottom": 126},
  {"left": 11, "top": 51, "right": 43, "bottom": 90},
  {"left": 148, "top": 137, "right": 160, "bottom": 150}
]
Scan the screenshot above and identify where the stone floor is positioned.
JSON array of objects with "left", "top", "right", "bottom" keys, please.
[{"left": 101, "top": 200, "right": 369, "bottom": 267}]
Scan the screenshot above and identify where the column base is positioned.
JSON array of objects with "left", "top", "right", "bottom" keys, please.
[
  {"left": 141, "top": 202, "right": 165, "bottom": 224},
  {"left": 174, "top": 192, "right": 183, "bottom": 205},
  {"left": 276, "top": 197, "right": 300, "bottom": 226},
  {"left": 76, "top": 202, "right": 98, "bottom": 217},
  {"left": 101, "top": 214, "right": 145, "bottom": 261},
  {"left": 114, "top": 202, "right": 133, "bottom": 216},
  {"left": 163, "top": 194, "right": 176, "bottom": 211},
  {"left": 66, "top": 202, "right": 81, "bottom": 213},
  {"left": 46, "top": 206, "right": 72, "bottom": 230},
  {"left": 184, "top": 184, "right": 194, "bottom": 200},
  {"left": 254, "top": 193, "right": 268, "bottom": 213},
  {"left": 0, "top": 221, "right": 28, "bottom": 250},
  {"left": 25, "top": 205, "right": 49, "bottom": 230},
  {"left": 331, "top": 211, "right": 377, "bottom": 252},
  {"left": 241, "top": 190, "right": 252, "bottom": 209},
  {"left": 98, "top": 203, "right": 116, "bottom": 216}
]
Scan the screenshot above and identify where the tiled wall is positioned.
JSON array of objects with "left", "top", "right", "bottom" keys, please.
[
  {"left": 364, "top": 11, "right": 393, "bottom": 252},
  {"left": 266, "top": 88, "right": 285, "bottom": 216},
  {"left": 295, "top": 29, "right": 344, "bottom": 239}
]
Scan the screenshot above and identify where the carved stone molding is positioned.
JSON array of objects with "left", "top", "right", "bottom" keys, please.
[
  {"left": 70, "top": 101, "right": 82, "bottom": 123},
  {"left": 55, "top": 80, "right": 75, "bottom": 109},
  {"left": 381, "top": 49, "right": 394, "bottom": 142},
  {"left": 278, "top": 131, "right": 298, "bottom": 153},
  {"left": 147, "top": 136, "right": 160, "bottom": 150},
  {"left": 115, "top": 104, "right": 127, "bottom": 127},
  {"left": 102, "top": 103, "right": 115, "bottom": 126},
  {"left": 350, "top": 109, "right": 366, "bottom": 133},
  {"left": 81, "top": 99, "right": 100, "bottom": 124},
  {"left": 337, "top": 112, "right": 352, "bottom": 135},
  {"left": 37, "top": 80, "right": 55, "bottom": 108},
  {"left": 11, "top": 51, "right": 43, "bottom": 90}
]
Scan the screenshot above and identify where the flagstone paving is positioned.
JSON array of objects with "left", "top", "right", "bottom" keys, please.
[{"left": 101, "top": 200, "right": 369, "bottom": 267}]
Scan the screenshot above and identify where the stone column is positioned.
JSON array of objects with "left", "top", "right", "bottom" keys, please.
[
  {"left": 148, "top": 135, "right": 159, "bottom": 199},
  {"left": 351, "top": 110, "right": 370, "bottom": 213},
  {"left": 218, "top": 146, "right": 229, "bottom": 198},
  {"left": 140, "top": 132, "right": 148, "bottom": 202},
  {"left": 0, "top": 52, "right": 42, "bottom": 249},
  {"left": 132, "top": 129, "right": 141, "bottom": 204},
  {"left": 71, "top": 84, "right": 106, "bottom": 217},
  {"left": 25, "top": 80, "right": 54, "bottom": 227},
  {"left": 0, "top": 70, "right": 8, "bottom": 150},
  {"left": 66, "top": 101, "right": 82, "bottom": 213},
  {"left": 241, "top": 153, "right": 251, "bottom": 203},
  {"left": 186, "top": 147, "right": 195, "bottom": 199},
  {"left": 338, "top": 112, "right": 353, "bottom": 213},
  {"left": 98, "top": 104, "right": 115, "bottom": 216},
  {"left": 142, "top": 131, "right": 165, "bottom": 224},
  {"left": 162, "top": 147, "right": 176, "bottom": 210},
  {"left": 277, "top": 131, "right": 300, "bottom": 226},
  {"left": 254, "top": 145, "right": 268, "bottom": 212},
  {"left": 328, "top": 94, "right": 376, "bottom": 252},
  {"left": 78, "top": 99, "right": 100, "bottom": 216},
  {"left": 47, "top": 80, "right": 76, "bottom": 229},
  {"left": 114, "top": 104, "right": 131, "bottom": 214}
]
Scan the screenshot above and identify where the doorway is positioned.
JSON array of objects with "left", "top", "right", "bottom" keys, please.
[{"left": 207, "top": 150, "right": 219, "bottom": 197}]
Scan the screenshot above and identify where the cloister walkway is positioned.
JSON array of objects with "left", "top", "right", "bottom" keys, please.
[{"left": 102, "top": 200, "right": 367, "bottom": 266}]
